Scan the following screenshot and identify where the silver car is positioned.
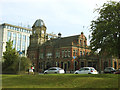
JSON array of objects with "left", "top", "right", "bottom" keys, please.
[
  {"left": 104, "top": 67, "right": 116, "bottom": 74},
  {"left": 44, "top": 67, "right": 65, "bottom": 74},
  {"left": 74, "top": 67, "right": 98, "bottom": 74}
]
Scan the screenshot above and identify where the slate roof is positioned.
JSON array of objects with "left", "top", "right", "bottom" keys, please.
[{"left": 43, "top": 34, "right": 82, "bottom": 48}]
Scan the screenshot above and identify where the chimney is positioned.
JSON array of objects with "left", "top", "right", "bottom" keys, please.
[{"left": 58, "top": 33, "right": 62, "bottom": 38}]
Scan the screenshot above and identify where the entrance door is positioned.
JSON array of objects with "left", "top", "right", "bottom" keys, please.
[
  {"left": 114, "top": 62, "right": 117, "bottom": 69},
  {"left": 75, "top": 61, "right": 77, "bottom": 70},
  {"left": 64, "top": 63, "right": 67, "bottom": 73}
]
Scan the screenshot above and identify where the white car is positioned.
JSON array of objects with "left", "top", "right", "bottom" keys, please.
[
  {"left": 44, "top": 67, "right": 65, "bottom": 74},
  {"left": 104, "top": 67, "right": 116, "bottom": 73},
  {"left": 74, "top": 67, "right": 98, "bottom": 74}
]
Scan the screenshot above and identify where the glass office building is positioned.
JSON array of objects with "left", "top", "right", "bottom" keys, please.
[{"left": 0, "top": 23, "right": 32, "bottom": 60}]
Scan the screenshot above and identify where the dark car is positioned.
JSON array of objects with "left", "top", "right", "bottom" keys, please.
[
  {"left": 114, "top": 69, "right": 120, "bottom": 74},
  {"left": 104, "top": 67, "right": 116, "bottom": 74}
]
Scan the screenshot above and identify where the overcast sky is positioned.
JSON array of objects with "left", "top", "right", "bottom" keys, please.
[{"left": 0, "top": 0, "right": 119, "bottom": 45}]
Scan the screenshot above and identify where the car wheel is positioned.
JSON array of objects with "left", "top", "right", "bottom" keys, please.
[
  {"left": 44, "top": 72, "right": 47, "bottom": 74},
  {"left": 88, "top": 73, "right": 91, "bottom": 74},
  {"left": 75, "top": 73, "right": 78, "bottom": 74},
  {"left": 55, "top": 72, "right": 57, "bottom": 74}
]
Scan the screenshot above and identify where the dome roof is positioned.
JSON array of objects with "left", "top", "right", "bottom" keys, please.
[{"left": 32, "top": 19, "right": 45, "bottom": 27}]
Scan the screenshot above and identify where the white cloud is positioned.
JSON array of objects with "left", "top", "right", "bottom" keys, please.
[{"left": 1, "top": 0, "right": 120, "bottom": 44}]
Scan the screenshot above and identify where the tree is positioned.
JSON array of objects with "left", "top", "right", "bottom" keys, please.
[
  {"left": 2, "top": 40, "right": 19, "bottom": 73},
  {"left": 90, "top": 1, "right": 120, "bottom": 58},
  {"left": 20, "top": 57, "right": 32, "bottom": 72}
]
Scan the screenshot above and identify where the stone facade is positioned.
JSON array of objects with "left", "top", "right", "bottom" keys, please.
[
  {"left": 27, "top": 19, "right": 120, "bottom": 72},
  {"left": 27, "top": 19, "right": 92, "bottom": 72}
]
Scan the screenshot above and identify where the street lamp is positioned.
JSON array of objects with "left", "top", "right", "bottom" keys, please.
[
  {"left": 19, "top": 51, "right": 22, "bottom": 73},
  {"left": 0, "top": 42, "right": 4, "bottom": 62}
]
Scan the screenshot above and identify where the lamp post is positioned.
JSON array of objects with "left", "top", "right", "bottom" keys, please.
[
  {"left": 0, "top": 41, "right": 4, "bottom": 90},
  {"left": 19, "top": 51, "right": 22, "bottom": 73},
  {"left": 0, "top": 42, "right": 4, "bottom": 62}
]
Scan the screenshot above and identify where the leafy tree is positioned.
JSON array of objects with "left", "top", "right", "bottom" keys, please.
[
  {"left": 90, "top": 1, "right": 120, "bottom": 58},
  {"left": 2, "top": 40, "right": 32, "bottom": 74},
  {"left": 20, "top": 57, "right": 32, "bottom": 72},
  {"left": 2, "top": 40, "right": 19, "bottom": 73}
]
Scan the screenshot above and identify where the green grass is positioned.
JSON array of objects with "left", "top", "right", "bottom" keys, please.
[{"left": 2, "top": 74, "right": 119, "bottom": 88}]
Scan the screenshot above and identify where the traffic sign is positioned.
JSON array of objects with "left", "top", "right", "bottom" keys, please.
[
  {"left": 19, "top": 52, "right": 23, "bottom": 55},
  {"left": 73, "top": 56, "right": 76, "bottom": 59}
]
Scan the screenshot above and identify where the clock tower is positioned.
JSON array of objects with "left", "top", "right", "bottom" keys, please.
[
  {"left": 30, "top": 19, "right": 47, "bottom": 45},
  {"left": 27, "top": 19, "right": 47, "bottom": 71}
]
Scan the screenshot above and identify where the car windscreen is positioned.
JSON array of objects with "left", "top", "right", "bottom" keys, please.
[
  {"left": 106, "top": 68, "right": 114, "bottom": 70},
  {"left": 79, "top": 68, "right": 85, "bottom": 71},
  {"left": 49, "top": 68, "right": 57, "bottom": 70},
  {"left": 90, "top": 68, "right": 95, "bottom": 71},
  {"left": 84, "top": 68, "right": 89, "bottom": 70}
]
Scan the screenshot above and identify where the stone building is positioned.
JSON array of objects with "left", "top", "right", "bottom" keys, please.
[{"left": 27, "top": 19, "right": 92, "bottom": 72}]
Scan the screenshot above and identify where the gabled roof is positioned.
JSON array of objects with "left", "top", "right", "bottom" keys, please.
[{"left": 43, "top": 34, "right": 84, "bottom": 47}]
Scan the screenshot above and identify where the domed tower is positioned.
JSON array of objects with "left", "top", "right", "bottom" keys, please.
[
  {"left": 31, "top": 19, "right": 47, "bottom": 45},
  {"left": 27, "top": 19, "right": 47, "bottom": 71}
]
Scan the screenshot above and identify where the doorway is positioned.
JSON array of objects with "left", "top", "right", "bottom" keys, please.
[
  {"left": 64, "top": 63, "right": 67, "bottom": 73},
  {"left": 114, "top": 61, "right": 117, "bottom": 69}
]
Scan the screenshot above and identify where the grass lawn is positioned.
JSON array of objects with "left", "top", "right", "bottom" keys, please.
[{"left": 2, "top": 74, "right": 119, "bottom": 88}]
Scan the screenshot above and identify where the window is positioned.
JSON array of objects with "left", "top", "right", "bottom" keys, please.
[
  {"left": 56, "top": 51, "right": 60, "bottom": 58},
  {"left": 49, "top": 68, "right": 57, "bottom": 70},
  {"left": 62, "top": 50, "right": 64, "bottom": 58},
  {"left": 30, "top": 31, "right": 32, "bottom": 34},
  {"left": 75, "top": 50, "right": 78, "bottom": 56},
  {"left": 65, "top": 50, "right": 67, "bottom": 57},
  {"left": 10, "top": 26, "right": 13, "bottom": 29},
  {"left": 13, "top": 33, "right": 16, "bottom": 48},
  {"left": 68, "top": 50, "right": 71, "bottom": 57},
  {"left": 83, "top": 51, "right": 85, "bottom": 56},
  {"left": 18, "top": 28, "right": 20, "bottom": 31},
  {"left": 22, "top": 35, "right": 26, "bottom": 54},
  {"left": 7, "top": 26, "right": 10, "bottom": 29},
  {"left": 13, "top": 27, "right": 15, "bottom": 30},
  {"left": 39, "top": 53, "right": 43, "bottom": 59},
  {"left": 15, "top": 27, "right": 17, "bottom": 30},
  {"left": 79, "top": 68, "right": 85, "bottom": 71},
  {"left": 27, "top": 36, "right": 30, "bottom": 47},
  {"left": 17, "top": 33, "right": 21, "bottom": 51},
  {"left": 7, "top": 31, "right": 11, "bottom": 41},
  {"left": 46, "top": 52, "right": 52, "bottom": 58},
  {"left": 80, "top": 51, "right": 82, "bottom": 56},
  {"left": 73, "top": 50, "right": 75, "bottom": 56},
  {"left": 84, "top": 68, "right": 89, "bottom": 70}
]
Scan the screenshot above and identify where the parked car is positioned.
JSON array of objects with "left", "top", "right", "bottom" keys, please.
[
  {"left": 104, "top": 67, "right": 116, "bottom": 74},
  {"left": 74, "top": 67, "right": 98, "bottom": 74},
  {"left": 44, "top": 67, "right": 65, "bottom": 74},
  {"left": 114, "top": 69, "right": 120, "bottom": 74}
]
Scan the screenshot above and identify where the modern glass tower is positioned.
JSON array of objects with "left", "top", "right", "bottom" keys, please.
[{"left": 0, "top": 23, "right": 32, "bottom": 60}]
